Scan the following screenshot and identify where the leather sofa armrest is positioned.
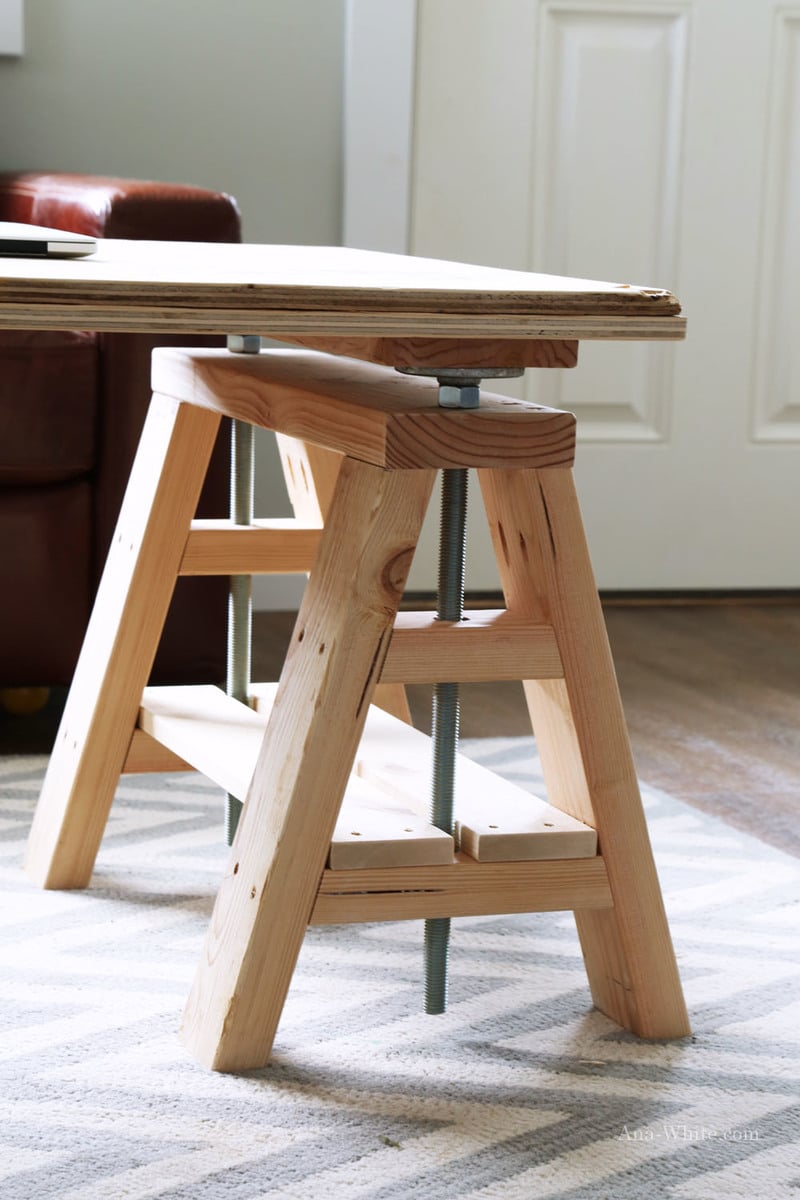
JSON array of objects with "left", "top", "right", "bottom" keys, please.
[
  {"left": 0, "top": 172, "right": 241, "bottom": 242},
  {"left": 0, "top": 171, "right": 241, "bottom": 685}
]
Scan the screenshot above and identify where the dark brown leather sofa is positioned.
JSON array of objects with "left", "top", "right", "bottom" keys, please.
[{"left": 0, "top": 172, "right": 241, "bottom": 688}]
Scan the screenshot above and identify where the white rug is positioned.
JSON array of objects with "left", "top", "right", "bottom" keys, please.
[{"left": 0, "top": 742, "right": 798, "bottom": 1200}]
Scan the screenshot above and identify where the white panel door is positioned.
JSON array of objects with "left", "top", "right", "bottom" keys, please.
[{"left": 345, "top": 0, "right": 800, "bottom": 590}]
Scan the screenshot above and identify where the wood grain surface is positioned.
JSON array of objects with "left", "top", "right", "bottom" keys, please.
[
  {"left": 153, "top": 347, "right": 578, "bottom": 470},
  {"left": 0, "top": 241, "right": 686, "bottom": 340}
]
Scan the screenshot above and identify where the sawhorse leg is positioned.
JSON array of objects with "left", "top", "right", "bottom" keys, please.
[
  {"left": 180, "top": 458, "right": 435, "bottom": 1071},
  {"left": 479, "top": 466, "right": 690, "bottom": 1039},
  {"left": 276, "top": 433, "right": 413, "bottom": 724},
  {"left": 25, "top": 397, "right": 221, "bottom": 889}
]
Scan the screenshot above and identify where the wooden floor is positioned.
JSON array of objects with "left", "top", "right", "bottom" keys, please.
[{"left": 252, "top": 602, "right": 800, "bottom": 858}]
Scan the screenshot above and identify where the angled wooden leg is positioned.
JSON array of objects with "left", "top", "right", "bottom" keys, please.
[
  {"left": 181, "top": 458, "right": 435, "bottom": 1071},
  {"left": 25, "top": 397, "right": 222, "bottom": 889},
  {"left": 276, "top": 432, "right": 413, "bottom": 724},
  {"left": 479, "top": 466, "right": 689, "bottom": 1039}
]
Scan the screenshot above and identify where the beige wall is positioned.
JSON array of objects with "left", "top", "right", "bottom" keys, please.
[
  {"left": 0, "top": 0, "right": 346, "bottom": 607},
  {"left": 0, "top": 0, "right": 344, "bottom": 243}
]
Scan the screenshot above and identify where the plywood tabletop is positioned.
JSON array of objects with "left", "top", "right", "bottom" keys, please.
[{"left": 0, "top": 240, "right": 686, "bottom": 340}]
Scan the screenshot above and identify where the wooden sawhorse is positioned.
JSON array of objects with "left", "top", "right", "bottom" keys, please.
[{"left": 25, "top": 345, "right": 689, "bottom": 1071}]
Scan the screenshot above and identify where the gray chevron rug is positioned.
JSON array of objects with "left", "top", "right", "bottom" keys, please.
[{"left": 0, "top": 742, "right": 798, "bottom": 1200}]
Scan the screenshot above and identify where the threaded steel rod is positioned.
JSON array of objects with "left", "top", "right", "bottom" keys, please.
[
  {"left": 225, "top": 417, "right": 254, "bottom": 844},
  {"left": 425, "top": 466, "right": 468, "bottom": 1013}
]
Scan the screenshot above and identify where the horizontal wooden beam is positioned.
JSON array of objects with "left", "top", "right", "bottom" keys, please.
[
  {"left": 277, "top": 334, "right": 579, "bottom": 370},
  {"left": 152, "top": 348, "right": 578, "bottom": 471},
  {"left": 311, "top": 854, "right": 612, "bottom": 923},
  {"left": 179, "top": 518, "right": 322, "bottom": 575},
  {"left": 122, "top": 611, "right": 561, "bottom": 772},
  {"left": 383, "top": 609, "right": 562, "bottom": 682}
]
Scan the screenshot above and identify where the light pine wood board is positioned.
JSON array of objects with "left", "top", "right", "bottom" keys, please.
[
  {"left": 151, "top": 347, "right": 578, "bottom": 470},
  {"left": 250, "top": 685, "right": 596, "bottom": 861},
  {"left": 24, "top": 397, "right": 221, "bottom": 890},
  {"left": 137, "top": 684, "right": 453, "bottom": 871},
  {"left": 0, "top": 240, "right": 686, "bottom": 339},
  {"left": 344, "top": 698, "right": 598, "bottom": 863},
  {"left": 181, "top": 460, "right": 435, "bottom": 1071},
  {"left": 272, "top": 430, "right": 411, "bottom": 724},
  {"left": 311, "top": 854, "right": 613, "bottom": 924},
  {"left": 132, "top": 681, "right": 597, "bottom": 863},
  {"left": 381, "top": 609, "right": 564, "bottom": 684},
  {"left": 179, "top": 519, "right": 322, "bottom": 575},
  {"left": 479, "top": 466, "right": 690, "bottom": 1039},
  {"left": 124, "top": 729, "right": 191, "bottom": 774},
  {"left": 277, "top": 334, "right": 580, "bottom": 369}
]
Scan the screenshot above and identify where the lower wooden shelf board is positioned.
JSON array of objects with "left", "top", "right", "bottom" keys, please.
[
  {"left": 129, "top": 681, "right": 598, "bottom": 872},
  {"left": 310, "top": 852, "right": 613, "bottom": 924},
  {"left": 134, "top": 684, "right": 453, "bottom": 870},
  {"left": 329, "top": 775, "right": 453, "bottom": 868},
  {"left": 352, "top": 702, "right": 598, "bottom": 862}
]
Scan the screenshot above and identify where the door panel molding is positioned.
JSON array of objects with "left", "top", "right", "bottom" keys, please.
[
  {"left": 529, "top": 2, "right": 690, "bottom": 440},
  {"left": 752, "top": 11, "right": 800, "bottom": 442}
]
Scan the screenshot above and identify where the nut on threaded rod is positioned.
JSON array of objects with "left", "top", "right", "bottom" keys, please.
[{"left": 396, "top": 364, "right": 523, "bottom": 408}]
